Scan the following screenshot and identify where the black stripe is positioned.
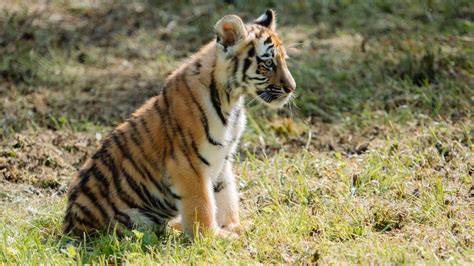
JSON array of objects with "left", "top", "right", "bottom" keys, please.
[
  {"left": 94, "top": 146, "right": 117, "bottom": 177},
  {"left": 159, "top": 179, "right": 182, "bottom": 200},
  {"left": 69, "top": 166, "right": 109, "bottom": 223},
  {"left": 213, "top": 180, "right": 226, "bottom": 193},
  {"left": 143, "top": 198, "right": 175, "bottom": 218},
  {"left": 74, "top": 202, "right": 101, "bottom": 226},
  {"left": 139, "top": 183, "right": 156, "bottom": 207},
  {"left": 139, "top": 209, "right": 166, "bottom": 225},
  {"left": 122, "top": 168, "right": 148, "bottom": 203},
  {"left": 89, "top": 164, "right": 109, "bottom": 199},
  {"left": 81, "top": 184, "right": 109, "bottom": 222},
  {"left": 192, "top": 140, "right": 210, "bottom": 166},
  {"left": 63, "top": 211, "right": 74, "bottom": 234},
  {"left": 165, "top": 86, "right": 210, "bottom": 168},
  {"left": 170, "top": 192, "right": 181, "bottom": 200},
  {"left": 90, "top": 163, "right": 128, "bottom": 220},
  {"left": 100, "top": 147, "right": 142, "bottom": 209},
  {"left": 93, "top": 143, "right": 131, "bottom": 208},
  {"left": 162, "top": 87, "right": 188, "bottom": 155},
  {"left": 264, "top": 36, "right": 272, "bottom": 45},
  {"left": 209, "top": 74, "right": 227, "bottom": 125},
  {"left": 141, "top": 211, "right": 164, "bottom": 224},
  {"left": 74, "top": 213, "right": 96, "bottom": 229},
  {"left": 153, "top": 178, "right": 166, "bottom": 195},
  {"left": 160, "top": 88, "right": 180, "bottom": 160},
  {"left": 242, "top": 58, "right": 252, "bottom": 81},
  {"left": 137, "top": 116, "right": 162, "bottom": 163},
  {"left": 112, "top": 131, "right": 154, "bottom": 183},
  {"left": 110, "top": 170, "right": 140, "bottom": 209},
  {"left": 128, "top": 119, "right": 160, "bottom": 173},
  {"left": 163, "top": 198, "right": 178, "bottom": 212},
  {"left": 139, "top": 184, "right": 173, "bottom": 217},
  {"left": 174, "top": 123, "right": 200, "bottom": 176},
  {"left": 115, "top": 213, "right": 133, "bottom": 228},
  {"left": 122, "top": 171, "right": 176, "bottom": 221},
  {"left": 161, "top": 88, "right": 201, "bottom": 176},
  {"left": 247, "top": 76, "right": 267, "bottom": 81},
  {"left": 248, "top": 46, "right": 255, "bottom": 57},
  {"left": 114, "top": 211, "right": 131, "bottom": 227},
  {"left": 153, "top": 97, "right": 175, "bottom": 159},
  {"left": 145, "top": 170, "right": 182, "bottom": 201},
  {"left": 143, "top": 180, "right": 178, "bottom": 213},
  {"left": 68, "top": 165, "right": 94, "bottom": 203},
  {"left": 171, "top": 118, "right": 191, "bottom": 156},
  {"left": 145, "top": 197, "right": 169, "bottom": 216},
  {"left": 232, "top": 56, "right": 240, "bottom": 79},
  {"left": 136, "top": 180, "right": 176, "bottom": 220},
  {"left": 140, "top": 117, "right": 152, "bottom": 135},
  {"left": 137, "top": 178, "right": 163, "bottom": 211},
  {"left": 94, "top": 139, "right": 119, "bottom": 177},
  {"left": 68, "top": 187, "right": 80, "bottom": 204},
  {"left": 225, "top": 89, "right": 231, "bottom": 104},
  {"left": 128, "top": 119, "right": 144, "bottom": 150},
  {"left": 192, "top": 60, "right": 202, "bottom": 75},
  {"left": 181, "top": 77, "right": 223, "bottom": 147},
  {"left": 195, "top": 60, "right": 201, "bottom": 70}
]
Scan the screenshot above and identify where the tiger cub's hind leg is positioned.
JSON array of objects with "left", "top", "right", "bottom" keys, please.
[{"left": 63, "top": 205, "right": 134, "bottom": 238}]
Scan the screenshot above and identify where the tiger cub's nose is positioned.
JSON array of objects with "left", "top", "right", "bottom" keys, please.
[
  {"left": 283, "top": 86, "right": 293, "bottom": 93},
  {"left": 280, "top": 76, "right": 295, "bottom": 93}
]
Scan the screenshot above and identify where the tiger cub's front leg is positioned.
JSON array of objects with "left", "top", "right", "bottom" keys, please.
[
  {"left": 214, "top": 160, "right": 241, "bottom": 235},
  {"left": 168, "top": 161, "right": 236, "bottom": 239}
]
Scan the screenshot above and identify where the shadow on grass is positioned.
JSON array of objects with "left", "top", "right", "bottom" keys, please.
[
  {"left": 56, "top": 226, "right": 189, "bottom": 263},
  {"left": 0, "top": 0, "right": 472, "bottom": 135}
]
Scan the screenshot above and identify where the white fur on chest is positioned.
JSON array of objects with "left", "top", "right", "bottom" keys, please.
[{"left": 200, "top": 99, "right": 246, "bottom": 180}]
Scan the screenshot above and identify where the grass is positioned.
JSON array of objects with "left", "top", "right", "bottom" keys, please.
[{"left": 0, "top": 0, "right": 473, "bottom": 264}]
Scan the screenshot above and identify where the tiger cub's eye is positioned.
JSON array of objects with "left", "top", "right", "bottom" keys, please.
[{"left": 264, "top": 59, "right": 273, "bottom": 67}]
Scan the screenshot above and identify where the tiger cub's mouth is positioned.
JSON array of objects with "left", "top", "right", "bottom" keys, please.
[{"left": 256, "top": 84, "right": 292, "bottom": 107}]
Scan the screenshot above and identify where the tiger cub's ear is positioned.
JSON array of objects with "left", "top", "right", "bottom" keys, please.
[
  {"left": 254, "top": 9, "right": 276, "bottom": 31},
  {"left": 215, "top": 15, "right": 248, "bottom": 50}
]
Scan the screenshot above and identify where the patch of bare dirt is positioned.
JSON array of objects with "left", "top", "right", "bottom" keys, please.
[{"left": 0, "top": 130, "right": 102, "bottom": 201}]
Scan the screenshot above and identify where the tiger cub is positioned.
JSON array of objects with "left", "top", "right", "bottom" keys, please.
[{"left": 63, "top": 9, "right": 296, "bottom": 238}]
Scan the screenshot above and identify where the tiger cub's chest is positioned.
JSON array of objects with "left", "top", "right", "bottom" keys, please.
[{"left": 200, "top": 106, "right": 246, "bottom": 180}]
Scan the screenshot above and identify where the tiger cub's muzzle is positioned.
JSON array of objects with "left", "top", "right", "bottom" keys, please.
[{"left": 256, "top": 84, "right": 293, "bottom": 105}]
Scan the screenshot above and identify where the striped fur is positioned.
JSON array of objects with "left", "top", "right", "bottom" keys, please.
[{"left": 63, "top": 9, "right": 295, "bottom": 238}]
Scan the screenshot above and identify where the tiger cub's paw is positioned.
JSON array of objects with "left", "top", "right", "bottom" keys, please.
[
  {"left": 221, "top": 223, "right": 242, "bottom": 235},
  {"left": 169, "top": 222, "right": 183, "bottom": 232},
  {"left": 215, "top": 228, "right": 239, "bottom": 239}
]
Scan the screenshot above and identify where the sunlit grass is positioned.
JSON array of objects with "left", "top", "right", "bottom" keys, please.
[{"left": 0, "top": 0, "right": 473, "bottom": 264}]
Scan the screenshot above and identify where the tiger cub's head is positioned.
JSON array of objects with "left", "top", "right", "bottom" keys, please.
[{"left": 215, "top": 10, "right": 296, "bottom": 108}]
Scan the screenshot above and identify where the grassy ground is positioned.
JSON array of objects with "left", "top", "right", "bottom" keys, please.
[{"left": 0, "top": 0, "right": 473, "bottom": 264}]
